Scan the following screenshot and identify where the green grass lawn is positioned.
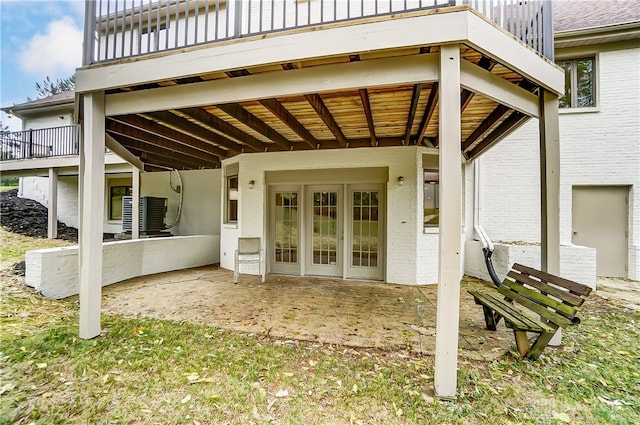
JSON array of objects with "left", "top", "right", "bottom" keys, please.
[{"left": 1, "top": 230, "right": 639, "bottom": 424}]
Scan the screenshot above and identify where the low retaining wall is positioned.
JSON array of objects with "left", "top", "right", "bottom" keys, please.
[
  {"left": 25, "top": 235, "right": 220, "bottom": 299},
  {"left": 464, "top": 240, "right": 597, "bottom": 289}
]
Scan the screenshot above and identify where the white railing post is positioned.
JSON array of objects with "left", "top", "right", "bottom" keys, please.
[{"left": 83, "top": 0, "right": 97, "bottom": 65}]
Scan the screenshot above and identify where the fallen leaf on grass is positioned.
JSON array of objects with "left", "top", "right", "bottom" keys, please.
[
  {"left": 35, "top": 363, "right": 47, "bottom": 369},
  {"left": 181, "top": 394, "right": 192, "bottom": 404},
  {"left": 552, "top": 412, "right": 570, "bottom": 423},
  {"left": 275, "top": 389, "right": 289, "bottom": 398}
]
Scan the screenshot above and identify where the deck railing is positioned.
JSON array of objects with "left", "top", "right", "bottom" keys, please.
[
  {"left": 0, "top": 125, "right": 80, "bottom": 161},
  {"left": 82, "top": 0, "right": 553, "bottom": 66}
]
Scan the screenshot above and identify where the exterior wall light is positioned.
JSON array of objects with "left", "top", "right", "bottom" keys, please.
[
  {"left": 397, "top": 176, "right": 404, "bottom": 186},
  {"left": 248, "top": 180, "right": 255, "bottom": 189}
]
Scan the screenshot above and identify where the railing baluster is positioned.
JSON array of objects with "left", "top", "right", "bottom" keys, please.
[
  {"left": 85, "top": 0, "right": 551, "bottom": 63},
  {"left": 204, "top": 0, "right": 210, "bottom": 43}
]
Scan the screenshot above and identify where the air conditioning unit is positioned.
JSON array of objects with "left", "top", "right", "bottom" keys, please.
[{"left": 122, "top": 196, "right": 167, "bottom": 233}]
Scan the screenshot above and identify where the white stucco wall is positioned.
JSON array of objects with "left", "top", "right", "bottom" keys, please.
[
  {"left": 141, "top": 169, "right": 222, "bottom": 236},
  {"left": 220, "top": 146, "right": 452, "bottom": 285},
  {"left": 18, "top": 168, "right": 222, "bottom": 236},
  {"left": 476, "top": 45, "right": 640, "bottom": 279},
  {"left": 25, "top": 235, "right": 219, "bottom": 299}
]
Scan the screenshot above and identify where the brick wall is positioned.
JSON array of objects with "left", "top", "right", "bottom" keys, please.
[{"left": 477, "top": 46, "right": 640, "bottom": 279}]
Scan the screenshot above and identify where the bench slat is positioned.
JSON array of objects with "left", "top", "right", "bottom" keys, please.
[
  {"left": 512, "top": 263, "right": 592, "bottom": 296},
  {"left": 468, "top": 290, "right": 552, "bottom": 332},
  {"left": 497, "top": 285, "right": 573, "bottom": 328},
  {"left": 506, "top": 270, "right": 585, "bottom": 307},
  {"left": 501, "top": 277, "right": 578, "bottom": 318}
]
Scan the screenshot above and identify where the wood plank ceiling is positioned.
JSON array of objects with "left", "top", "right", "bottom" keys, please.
[{"left": 105, "top": 45, "right": 537, "bottom": 172}]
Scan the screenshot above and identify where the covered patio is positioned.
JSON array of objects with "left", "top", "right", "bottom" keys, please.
[
  {"left": 102, "top": 267, "right": 514, "bottom": 361},
  {"left": 76, "top": 3, "right": 564, "bottom": 399}
]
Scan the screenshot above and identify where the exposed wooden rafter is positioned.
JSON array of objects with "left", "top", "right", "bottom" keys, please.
[
  {"left": 107, "top": 131, "right": 220, "bottom": 169},
  {"left": 106, "top": 117, "right": 223, "bottom": 163},
  {"left": 226, "top": 69, "right": 318, "bottom": 149},
  {"left": 349, "top": 55, "right": 377, "bottom": 147},
  {"left": 259, "top": 98, "right": 319, "bottom": 149},
  {"left": 403, "top": 83, "right": 423, "bottom": 145},
  {"left": 416, "top": 82, "right": 439, "bottom": 146},
  {"left": 215, "top": 103, "right": 292, "bottom": 150},
  {"left": 304, "top": 93, "right": 348, "bottom": 147},
  {"left": 282, "top": 62, "right": 347, "bottom": 147},
  {"left": 145, "top": 110, "right": 248, "bottom": 154},
  {"left": 465, "top": 111, "right": 528, "bottom": 159},
  {"left": 462, "top": 104, "right": 509, "bottom": 152},
  {"left": 177, "top": 107, "right": 267, "bottom": 152}
]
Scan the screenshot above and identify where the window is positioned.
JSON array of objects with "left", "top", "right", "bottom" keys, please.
[
  {"left": 109, "top": 185, "right": 131, "bottom": 220},
  {"left": 558, "top": 57, "right": 595, "bottom": 108},
  {"left": 424, "top": 170, "right": 439, "bottom": 227},
  {"left": 226, "top": 175, "right": 238, "bottom": 223}
]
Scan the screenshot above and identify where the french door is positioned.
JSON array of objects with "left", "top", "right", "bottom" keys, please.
[{"left": 269, "top": 184, "right": 384, "bottom": 280}]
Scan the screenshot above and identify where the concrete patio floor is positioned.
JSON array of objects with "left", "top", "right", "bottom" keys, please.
[{"left": 102, "top": 267, "right": 515, "bottom": 361}]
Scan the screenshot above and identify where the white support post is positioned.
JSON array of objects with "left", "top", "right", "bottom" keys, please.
[
  {"left": 434, "top": 44, "right": 463, "bottom": 400},
  {"left": 539, "top": 88, "right": 562, "bottom": 345},
  {"left": 47, "top": 168, "right": 58, "bottom": 239},
  {"left": 79, "top": 91, "right": 106, "bottom": 339},
  {"left": 132, "top": 167, "right": 140, "bottom": 239}
]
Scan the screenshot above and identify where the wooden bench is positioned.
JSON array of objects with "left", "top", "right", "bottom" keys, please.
[{"left": 468, "top": 263, "right": 592, "bottom": 359}]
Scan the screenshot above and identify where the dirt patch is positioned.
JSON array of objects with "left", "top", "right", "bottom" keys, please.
[
  {"left": 0, "top": 188, "right": 113, "bottom": 242},
  {"left": 595, "top": 278, "right": 640, "bottom": 312}
]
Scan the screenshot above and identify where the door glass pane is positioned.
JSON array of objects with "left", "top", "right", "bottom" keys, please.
[
  {"left": 312, "top": 191, "right": 338, "bottom": 265},
  {"left": 352, "top": 191, "right": 379, "bottom": 268},
  {"left": 274, "top": 192, "right": 298, "bottom": 263}
]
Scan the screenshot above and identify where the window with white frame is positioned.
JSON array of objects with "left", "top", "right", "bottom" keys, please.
[
  {"left": 558, "top": 57, "right": 596, "bottom": 108},
  {"left": 226, "top": 175, "right": 238, "bottom": 223},
  {"left": 423, "top": 170, "right": 439, "bottom": 227}
]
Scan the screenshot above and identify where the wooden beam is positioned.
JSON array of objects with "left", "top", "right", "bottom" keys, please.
[
  {"left": 79, "top": 91, "right": 105, "bottom": 340},
  {"left": 259, "top": 98, "right": 319, "bottom": 149},
  {"left": 403, "top": 83, "right": 423, "bottom": 145},
  {"left": 359, "top": 89, "right": 377, "bottom": 147},
  {"left": 106, "top": 118, "right": 222, "bottom": 163},
  {"left": 460, "top": 59, "right": 539, "bottom": 118},
  {"left": 137, "top": 151, "right": 207, "bottom": 170},
  {"left": 349, "top": 55, "right": 377, "bottom": 147},
  {"left": 108, "top": 132, "right": 220, "bottom": 168},
  {"left": 215, "top": 104, "right": 292, "bottom": 150},
  {"left": 105, "top": 54, "right": 440, "bottom": 116},
  {"left": 105, "top": 133, "right": 144, "bottom": 170},
  {"left": 539, "top": 89, "right": 561, "bottom": 275},
  {"left": 178, "top": 107, "right": 267, "bottom": 152},
  {"left": 280, "top": 63, "right": 346, "bottom": 147},
  {"left": 109, "top": 114, "right": 227, "bottom": 159},
  {"left": 145, "top": 110, "right": 248, "bottom": 154},
  {"left": 434, "top": 44, "right": 462, "bottom": 400},
  {"left": 465, "top": 111, "right": 528, "bottom": 159},
  {"left": 462, "top": 104, "right": 509, "bottom": 153},
  {"left": 460, "top": 57, "right": 494, "bottom": 112},
  {"left": 416, "top": 82, "right": 438, "bottom": 146},
  {"left": 304, "top": 93, "right": 347, "bottom": 147}
]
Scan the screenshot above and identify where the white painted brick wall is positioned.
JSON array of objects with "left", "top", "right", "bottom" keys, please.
[
  {"left": 478, "top": 46, "right": 640, "bottom": 279},
  {"left": 221, "top": 146, "right": 449, "bottom": 285},
  {"left": 465, "top": 240, "right": 597, "bottom": 289},
  {"left": 25, "top": 235, "right": 220, "bottom": 299}
]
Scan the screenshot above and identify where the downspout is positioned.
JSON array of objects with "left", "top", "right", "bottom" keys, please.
[{"left": 473, "top": 158, "right": 502, "bottom": 287}]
